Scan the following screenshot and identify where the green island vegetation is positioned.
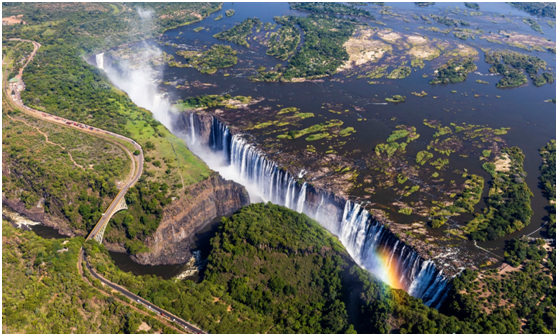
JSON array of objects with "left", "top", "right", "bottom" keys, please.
[
  {"left": 415, "top": 150, "right": 434, "bottom": 165},
  {"left": 2, "top": 3, "right": 217, "bottom": 253},
  {"left": 1, "top": 221, "right": 175, "bottom": 333},
  {"left": 464, "top": 147, "right": 533, "bottom": 241},
  {"left": 523, "top": 18, "right": 544, "bottom": 34},
  {"left": 443, "top": 239, "right": 556, "bottom": 333},
  {"left": 411, "top": 91, "right": 428, "bottom": 97},
  {"left": 429, "top": 14, "right": 470, "bottom": 26},
  {"left": 385, "top": 95, "right": 406, "bottom": 103},
  {"left": 539, "top": 140, "right": 556, "bottom": 238},
  {"left": 213, "top": 18, "right": 262, "bottom": 47},
  {"left": 174, "top": 44, "right": 238, "bottom": 74},
  {"left": 214, "top": 15, "right": 223, "bottom": 21},
  {"left": 464, "top": 2, "right": 480, "bottom": 10},
  {"left": 547, "top": 20, "right": 556, "bottom": 28},
  {"left": 266, "top": 17, "right": 300, "bottom": 60},
  {"left": 246, "top": 107, "right": 315, "bottom": 131},
  {"left": 509, "top": 2, "right": 556, "bottom": 18},
  {"left": 429, "top": 57, "right": 477, "bottom": 84},
  {"left": 485, "top": 50, "right": 554, "bottom": 87},
  {"left": 256, "top": 14, "right": 359, "bottom": 81},
  {"left": 193, "top": 26, "right": 204, "bottom": 33},
  {"left": 475, "top": 79, "right": 489, "bottom": 84},
  {"left": 81, "top": 203, "right": 538, "bottom": 333},
  {"left": 225, "top": 9, "right": 235, "bottom": 17},
  {"left": 173, "top": 94, "right": 253, "bottom": 110},
  {"left": 375, "top": 126, "right": 419, "bottom": 157},
  {"left": 453, "top": 174, "right": 484, "bottom": 213},
  {"left": 276, "top": 119, "right": 344, "bottom": 140},
  {"left": 415, "top": 2, "right": 435, "bottom": 7},
  {"left": 386, "top": 66, "right": 412, "bottom": 79},
  {"left": 290, "top": 2, "right": 374, "bottom": 18}
]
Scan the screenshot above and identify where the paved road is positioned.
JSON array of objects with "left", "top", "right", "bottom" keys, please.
[
  {"left": 81, "top": 249, "right": 204, "bottom": 334},
  {"left": 5, "top": 38, "right": 144, "bottom": 242}
]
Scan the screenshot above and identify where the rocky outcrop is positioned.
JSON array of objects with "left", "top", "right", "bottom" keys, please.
[
  {"left": 131, "top": 172, "right": 249, "bottom": 265},
  {"left": 1, "top": 197, "right": 78, "bottom": 237}
]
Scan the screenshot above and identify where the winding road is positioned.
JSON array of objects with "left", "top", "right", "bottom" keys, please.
[
  {"left": 4, "top": 38, "right": 144, "bottom": 242},
  {"left": 5, "top": 39, "right": 206, "bottom": 334}
]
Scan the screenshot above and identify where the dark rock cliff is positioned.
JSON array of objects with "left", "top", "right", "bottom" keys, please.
[{"left": 131, "top": 172, "right": 250, "bottom": 265}]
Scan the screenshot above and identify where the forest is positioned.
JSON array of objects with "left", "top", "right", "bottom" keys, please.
[
  {"left": 485, "top": 50, "right": 553, "bottom": 87},
  {"left": 466, "top": 147, "right": 533, "bottom": 241},
  {"left": 266, "top": 17, "right": 300, "bottom": 61},
  {"left": 444, "top": 239, "right": 555, "bottom": 334},
  {"left": 175, "top": 44, "right": 238, "bottom": 74},
  {"left": 213, "top": 18, "right": 262, "bottom": 47},
  {"left": 429, "top": 57, "right": 477, "bottom": 84},
  {"left": 509, "top": 2, "right": 556, "bottom": 18},
  {"left": 290, "top": 2, "right": 375, "bottom": 18},
  {"left": 539, "top": 140, "right": 556, "bottom": 238},
  {"left": 2, "top": 2, "right": 213, "bottom": 252},
  {"left": 2, "top": 221, "right": 175, "bottom": 333}
]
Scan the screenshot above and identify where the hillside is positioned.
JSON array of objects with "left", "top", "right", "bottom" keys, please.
[
  {"left": 85, "top": 203, "right": 497, "bottom": 333},
  {"left": 1, "top": 221, "right": 176, "bottom": 334},
  {"left": 1, "top": 2, "right": 249, "bottom": 262}
]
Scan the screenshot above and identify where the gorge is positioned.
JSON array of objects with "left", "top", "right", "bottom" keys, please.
[{"left": 97, "top": 51, "right": 452, "bottom": 308}]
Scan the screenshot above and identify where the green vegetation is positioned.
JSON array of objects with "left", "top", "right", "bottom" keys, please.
[
  {"left": 277, "top": 119, "right": 343, "bottom": 140},
  {"left": 485, "top": 50, "right": 552, "bottom": 87},
  {"left": 213, "top": 18, "right": 262, "bottom": 47},
  {"left": 2, "top": 3, "right": 215, "bottom": 250},
  {"left": 386, "top": 66, "right": 411, "bottom": 79},
  {"left": 465, "top": 147, "right": 533, "bottom": 241},
  {"left": 175, "top": 44, "right": 238, "bottom": 74},
  {"left": 429, "top": 14, "right": 470, "bottom": 26},
  {"left": 415, "top": 150, "right": 434, "bottom": 165},
  {"left": 193, "top": 26, "right": 204, "bottom": 33},
  {"left": 444, "top": 240, "right": 555, "bottom": 333},
  {"left": 2, "top": 109, "right": 128, "bottom": 236},
  {"left": 385, "top": 95, "right": 406, "bottom": 103},
  {"left": 523, "top": 18, "right": 544, "bottom": 33},
  {"left": 464, "top": 3, "right": 480, "bottom": 10},
  {"left": 411, "top": 91, "right": 428, "bottom": 97},
  {"left": 214, "top": 15, "right": 223, "bottom": 21},
  {"left": 453, "top": 174, "right": 484, "bottom": 213},
  {"left": 266, "top": 18, "right": 300, "bottom": 60},
  {"left": 2, "top": 221, "right": 174, "bottom": 333},
  {"left": 539, "top": 140, "right": 556, "bottom": 238},
  {"left": 430, "top": 57, "right": 477, "bottom": 84},
  {"left": 290, "top": 2, "right": 374, "bottom": 18},
  {"left": 173, "top": 94, "right": 253, "bottom": 110},
  {"left": 415, "top": 2, "right": 435, "bottom": 7},
  {"left": 509, "top": 2, "right": 556, "bottom": 18},
  {"left": 225, "top": 9, "right": 235, "bottom": 17},
  {"left": 257, "top": 15, "right": 358, "bottom": 80}
]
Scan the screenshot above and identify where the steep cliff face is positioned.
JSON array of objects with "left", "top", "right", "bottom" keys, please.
[
  {"left": 131, "top": 172, "right": 250, "bottom": 265},
  {"left": 1, "top": 196, "right": 78, "bottom": 237}
]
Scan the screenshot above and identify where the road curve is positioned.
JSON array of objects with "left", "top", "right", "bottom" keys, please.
[
  {"left": 81, "top": 249, "right": 205, "bottom": 334},
  {"left": 5, "top": 38, "right": 144, "bottom": 242}
]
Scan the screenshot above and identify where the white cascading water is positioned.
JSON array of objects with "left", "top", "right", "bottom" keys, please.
[
  {"left": 96, "top": 53, "right": 104, "bottom": 70},
  {"left": 179, "top": 113, "right": 452, "bottom": 309}
]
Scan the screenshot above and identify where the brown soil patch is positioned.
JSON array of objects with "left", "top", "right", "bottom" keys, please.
[
  {"left": 2, "top": 15, "right": 26, "bottom": 25},
  {"left": 339, "top": 29, "right": 392, "bottom": 70},
  {"left": 407, "top": 35, "right": 428, "bottom": 45},
  {"left": 494, "top": 153, "right": 511, "bottom": 172},
  {"left": 377, "top": 30, "right": 403, "bottom": 43},
  {"left": 137, "top": 321, "right": 152, "bottom": 332},
  {"left": 408, "top": 45, "right": 440, "bottom": 60},
  {"left": 491, "top": 31, "right": 556, "bottom": 49}
]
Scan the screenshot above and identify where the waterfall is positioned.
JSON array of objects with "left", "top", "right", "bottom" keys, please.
[
  {"left": 180, "top": 112, "right": 451, "bottom": 309},
  {"left": 296, "top": 183, "right": 307, "bottom": 213},
  {"left": 96, "top": 53, "right": 104, "bottom": 70}
]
